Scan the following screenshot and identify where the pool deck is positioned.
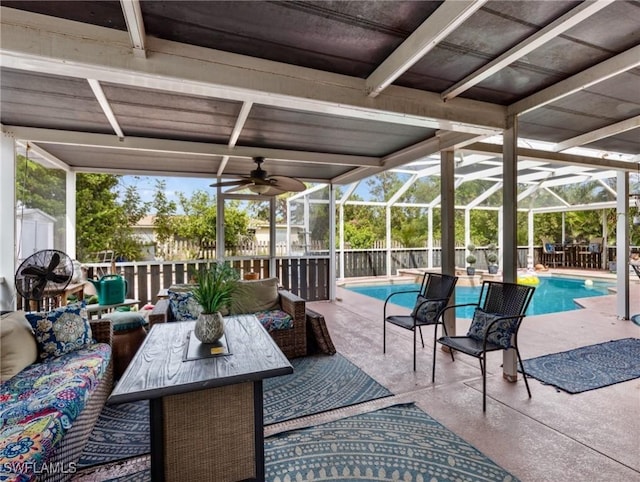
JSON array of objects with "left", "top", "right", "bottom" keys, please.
[{"left": 305, "top": 267, "right": 640, "bottom": 481}]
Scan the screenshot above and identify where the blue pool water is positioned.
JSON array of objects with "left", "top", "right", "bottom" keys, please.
[{"left": 346, "top": 276, "right": 614, "bottom": 317}]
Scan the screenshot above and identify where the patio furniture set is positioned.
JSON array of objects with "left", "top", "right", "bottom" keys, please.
[
  {"left": 1, "top": 274, "right": 324, "bottom": 481},
  {"left": 384, "top": 273, "right": 536, "bottom": 412}
]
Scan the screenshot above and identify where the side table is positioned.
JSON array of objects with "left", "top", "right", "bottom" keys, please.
[
  {"left": 86, "top": 299, "right": 140, "bottom": 319},
  {"left": 108, "top": 314, "right": 292, "bottom": 481}
]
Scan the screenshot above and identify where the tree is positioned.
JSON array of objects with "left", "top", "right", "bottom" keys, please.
[
  {"left": 75, "top": 174, "right": 149, "bottom": 261},
  {"left": 173, "top": 190, "right": 250, "bottom": 256},
  {"left": 152, "top": 179, "right": 177, "bottom": 258}
]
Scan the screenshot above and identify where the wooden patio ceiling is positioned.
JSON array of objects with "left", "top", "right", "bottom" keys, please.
[{"left": 1, "top": 1, "right": 639, "bottom": 187}]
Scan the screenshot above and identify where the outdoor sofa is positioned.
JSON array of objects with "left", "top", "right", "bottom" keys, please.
[
  {"left": 149, "top": 277, "right": 307, "bottom": 358},
  {"left": 0, "top": 308, "right": 113, "bottom": 482}
]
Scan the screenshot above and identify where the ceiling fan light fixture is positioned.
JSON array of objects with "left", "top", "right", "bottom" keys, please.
[{"left": 249, "top": 184, "right": 270, "bottom": 194}]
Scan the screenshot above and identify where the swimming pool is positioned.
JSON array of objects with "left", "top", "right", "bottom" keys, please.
[{"left": 345, "top": 276, "right": 614, "bottom": 317}]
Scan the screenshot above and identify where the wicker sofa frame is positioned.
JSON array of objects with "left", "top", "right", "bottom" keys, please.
[
  {"left": 42, "top": 319, "right": 113, "bottom": 482},
  {"left": 149, "top": 289, "right": 307, "bottom": 358}
]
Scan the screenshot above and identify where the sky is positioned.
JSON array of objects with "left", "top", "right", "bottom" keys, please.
[{"left": 120, "top": 175, "right": 216, "bottom": 213}]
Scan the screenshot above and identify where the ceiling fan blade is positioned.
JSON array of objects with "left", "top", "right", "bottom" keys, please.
[
  {"left": 261, "top": 185, "right": 287, "bottom": 196},
  {"left": 210, "top": 179, "right": 251, "bottom": 188},
  {"left": 225, "top": 184, "right": 253, "bottom": 194},
  {"left": 268, "top": 176, "right": 306, "bottom": 192}
]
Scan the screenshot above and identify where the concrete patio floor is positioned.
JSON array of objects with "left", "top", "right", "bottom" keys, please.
[{"left": 306, "top": 271, "right": 640, "bottom": 481}]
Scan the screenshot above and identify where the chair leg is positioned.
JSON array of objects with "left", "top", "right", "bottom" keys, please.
[
  {"left": 383, "top": 319, "right": 386, "bottom": 354},
  {"left": 516, "top": 348, "right": 532, "bottom": 398},
  {"left": 481, "top": 353, "right": 487, "bottom": 412},
  {"left": 441, "top": 319, "right": 455, "bottom": 361},
  {"left": 413, "top": 325, "right": 417, "bottom": 372},
  {"left": 418, "top": 326, "right": 425, "bottom": 348},
  {"left": 432, "top": 325, "right": 437, "bottom": 383}
]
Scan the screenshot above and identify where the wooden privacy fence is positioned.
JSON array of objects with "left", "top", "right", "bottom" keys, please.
[
  {"left": 84, "top": 256, "right": 330, "bottom": 306},
  {"left": 19, "top": 245, "right": 619, "bottom": 310},
  {"left": 159, "top": 239, "right": 303, "bottom": 259}
]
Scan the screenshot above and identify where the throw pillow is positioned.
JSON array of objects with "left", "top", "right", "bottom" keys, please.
[
  {"left": 25, "top": 302, "right": 93, "bottom": 361},
  {"left": 410, "top": 296, "right": 443, "bottom": 324},
  {"left": 230, "top": 277, "right": 280, "bottom": 315},
  {"left": 168, "top": 289, "right": 202, "bottom": 321},
  {"left": 466, "top": 308, "right": 516, "bottom": 350},
  {"left": 545, "top": 243, "right": 555, "bottom": 253},
  {"left": 0, "top": 311, "right": 38, "bottom": 382}
]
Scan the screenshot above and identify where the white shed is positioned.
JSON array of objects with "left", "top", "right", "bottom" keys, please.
[{"left": 16, "top": 208, "right": 57, "bottom": 262}]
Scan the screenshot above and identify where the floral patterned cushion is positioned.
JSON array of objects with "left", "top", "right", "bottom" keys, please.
[
  {"left": 254, "top": 309, "right": 293, "bottom": 332},
  {"left": 466, "top": 308, "right": 516, "bottom": 349},
  {"left": 168, "top": 290, "right": 202, "bottom": 321},
  {"left": 0, "top": 343, "right": 111, "bottom": 481},
  {"left": 25, "top": 302, "right": 92, "bottom": 361}
]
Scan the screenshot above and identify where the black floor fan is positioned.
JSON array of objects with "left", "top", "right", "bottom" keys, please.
[{"left": 14, "top": 249, "right": 74, "bottom": 311}]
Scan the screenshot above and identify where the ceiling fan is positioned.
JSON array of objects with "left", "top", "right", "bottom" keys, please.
[{"left": 210, "top": 157, "right": 306, "bottom": 195}]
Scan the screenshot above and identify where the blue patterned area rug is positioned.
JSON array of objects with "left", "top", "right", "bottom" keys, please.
[
  {"left": 263, "top": 353, "right": 392, "bottom": 424},
  {"left": 77, "top": 401, "right": 150, "bottom": 468},
  {"left": 522, "top": 338, "right": 640, "bottom": 394},
  {"left": 75, "top": 404, "right": 516, "bottom": 482},
  {"left": 77, "top": 353, "right": 391, "bottom": 468},
  {"left": 264, "top": 403, "right": 518, "bottom": 482}
]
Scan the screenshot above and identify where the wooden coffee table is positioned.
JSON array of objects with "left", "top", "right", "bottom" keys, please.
[{"left": 108, "top": 314, "right": 293, "bottom": 481}]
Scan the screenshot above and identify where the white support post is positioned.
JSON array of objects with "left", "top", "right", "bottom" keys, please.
[
  {"left": 386, "top": 206, "right": 392, "bottom": 276},
  {"left": 328, "top": 184, "right": 336, "bottom": 300},
  {"left": 503, "top": 114, "right": 519, "bottom": 381},
  {"left": 498, "top": 208, "right": 504, "bottom": 269},
  {"left": 602, "top": 209, "right": 608, "bottom": 270},
  {"left": 339, "top": 202, "right": 345, "bottom": 280},
  {"left": 269, "top": 196, "right": 276, "bottom": 279},
  {"left": 528, "top": 210, "right": 534, "bottom": 267},
  {"left": 304, "top": 194, "right": 310, "bottom": 255},
  {"left": 286, "top": 199, "right": 292, "bottom": 257},
  {"left": 464, "top": 208, "right": 471, "bottom": 254},
  {"left": 441, "top": 150, "right": 456, "bottom": 336},
  {"left": 65, "top": 171, "right": 77, "bottom": 259},
  {"left": 616, "top": 172, "right": 630, "bottom": 319},
  {"left": 427, "top": 207, "right": 434, "bottom": 269},
  {"left": 0, "top": 132, "right": 16, "bottom": 311},
  {"left": 216, "top": 191, "right": 224, "bottom": 262}
]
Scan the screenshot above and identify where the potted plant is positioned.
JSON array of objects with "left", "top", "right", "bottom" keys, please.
[
  {"left": 486, "top": 243, "right": 499, "bottom": 274},
  {"left": 466, "top": 243, "right": 477, "bottom": 276},
  {"left": 191, "top": 262, "right": 240, "bottom": 343}
]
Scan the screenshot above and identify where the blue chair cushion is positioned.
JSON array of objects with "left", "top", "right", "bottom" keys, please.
[
  {"left": 545, "top": 243, "right": 555, "bottom": 253},
  {"left": 466, "top": 308, "right": 516, "bottom": 350}
]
